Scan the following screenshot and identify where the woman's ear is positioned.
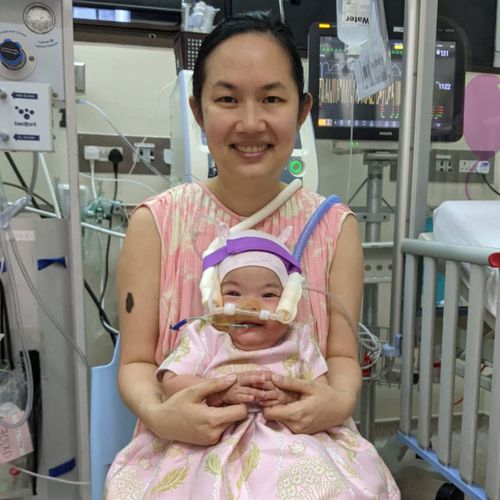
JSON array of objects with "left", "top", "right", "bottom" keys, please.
[
  {"left": 189, "top": 96, "right": 204, "bottom": 128},
  {"left": 297, "top": 93, "right": 313, "bottom": 128}
]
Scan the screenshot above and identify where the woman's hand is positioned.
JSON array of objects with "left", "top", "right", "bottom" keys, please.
[
  {"left": 145, "top": 375, "right": 248, "bottom": 445},
  {"left": 261, "top": 374, "right": 357, "bottom": 434}
]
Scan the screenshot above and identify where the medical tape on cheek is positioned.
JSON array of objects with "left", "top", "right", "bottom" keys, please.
[{"left": 275, "top": 272, "right": 303, "bottom": 324}]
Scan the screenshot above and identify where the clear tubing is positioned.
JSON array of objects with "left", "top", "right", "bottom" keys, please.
[
  {"left": 39, "top": 153, "right": 62, "bottom": 218},
  {"left": 7, "top": 233, "right": 89, "bottom": 368},
  {"left": 0, "top": 226, "right": 34, "bottom": 428}
]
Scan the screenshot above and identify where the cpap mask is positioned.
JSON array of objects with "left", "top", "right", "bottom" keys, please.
[{"left": 199, "top": 228, "right": 304, "bottom": 325}]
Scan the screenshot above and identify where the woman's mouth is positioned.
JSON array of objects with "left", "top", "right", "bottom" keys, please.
[{"left": 232, "top": 144, "right": 271, "bottom": 155}]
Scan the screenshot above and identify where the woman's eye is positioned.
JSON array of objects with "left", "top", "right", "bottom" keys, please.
[
  {"left": 218, "top": 96, "right": 237, "bottom": 103},
  {"left": 264, "top": 96, "right": 282, "bottom": 104}
]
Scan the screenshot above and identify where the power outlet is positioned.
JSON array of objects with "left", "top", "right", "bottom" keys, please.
[
  {"left": 428, "top": 149, "right": 495, "bottom": 183},
  {"left": 133, "top": 143, "right": 155, "bottom": 164},
  {"left": 84, "top": 145, "right": 124, "bottom": 162},
  {"left": 435, "top": 155, "right": 452, "bottom": 173}
]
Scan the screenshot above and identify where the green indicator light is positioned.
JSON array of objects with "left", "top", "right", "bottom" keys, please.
[{"left": 289, "top": 159, "right": 303, "bottom": 175}]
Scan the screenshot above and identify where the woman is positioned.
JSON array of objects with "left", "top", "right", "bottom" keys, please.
[{"left": 109, "top": 11, "right": 398, "bottom": 498}]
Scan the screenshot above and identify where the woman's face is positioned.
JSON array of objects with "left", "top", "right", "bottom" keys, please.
[
  {"left": 190, "top": 32, "right": 311, "bottom": 185},
  {"left": 221, "top": 266, "right": 288, "bottom": 351}
]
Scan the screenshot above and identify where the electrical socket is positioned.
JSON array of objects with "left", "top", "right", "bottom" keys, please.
[
  {"left": 84, "top": 145, "right": 124, "bottom": 162},
  {"left": 133, "top": 143, "right": 155, "bottom": 164},
  {"left": 435, "top": 154, "right": 452, "bottom": 173}
]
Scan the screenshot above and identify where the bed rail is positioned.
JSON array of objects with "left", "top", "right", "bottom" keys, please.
[{"left": 397, "top": 238, "right": 500, "bottom": 499}]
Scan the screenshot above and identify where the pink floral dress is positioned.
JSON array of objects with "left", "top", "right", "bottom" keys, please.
[{"left": 104, "top": 182, "right": 400, "bottom": 499}]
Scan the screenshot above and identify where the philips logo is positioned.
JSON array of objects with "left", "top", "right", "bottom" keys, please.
[
  {"left": 379, "top": 131, "right": 394, "bottom": 136},
  {"left": 345, "top": 16, "right": 369, "bottom": 24}
]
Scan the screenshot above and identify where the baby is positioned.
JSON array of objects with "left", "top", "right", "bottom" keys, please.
[{"left": 160, "top": 228, "right": 327, "bottom": 408}]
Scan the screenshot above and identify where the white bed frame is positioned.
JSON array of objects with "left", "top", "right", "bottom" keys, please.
[{"left": 397, "top": 238, "right": 500, "bottom": 499}]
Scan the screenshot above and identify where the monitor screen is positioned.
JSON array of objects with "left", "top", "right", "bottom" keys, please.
[{"left": 308, "top": 23, "right": 465, "bottom": 142}]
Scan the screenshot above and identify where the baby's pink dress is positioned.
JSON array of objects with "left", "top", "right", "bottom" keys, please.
[
  {"left": 106, "top": 322, "right": 399, "bottom": 499},
  {"left": 104, "top": 183, "right": 400, "bottom": 498}
]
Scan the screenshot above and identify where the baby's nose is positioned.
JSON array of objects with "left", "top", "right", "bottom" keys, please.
[{"left": 237, "top": 297, "right": 262, "bottom": 311}]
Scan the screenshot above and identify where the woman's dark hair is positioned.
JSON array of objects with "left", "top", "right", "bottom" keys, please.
[{"left": 192, "top": 11, "right": 306, "bottom": 111}]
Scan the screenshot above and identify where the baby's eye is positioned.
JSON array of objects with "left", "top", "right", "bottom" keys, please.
[
  {"left": 223, "top": 290, "right": 241, "bottom": 297},
  {"left": 262, "top": 292, "right": 280, "bottom": 298}
]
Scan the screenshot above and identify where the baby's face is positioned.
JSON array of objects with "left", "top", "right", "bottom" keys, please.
[{"left": 220, "top": 266, "right": 288, "bottom": 351}]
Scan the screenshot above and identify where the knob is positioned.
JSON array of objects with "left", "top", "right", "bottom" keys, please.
[{"left": 0, "top": 39, "right": 26, "bottom": 70}]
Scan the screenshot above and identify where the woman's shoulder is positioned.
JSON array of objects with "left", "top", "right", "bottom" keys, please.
[
  {"left": 138, "top": 182, "right": 204, "bottom": 209},
  {"left": 295, "top": 187, "right": 351, "bottom": 213},
  {"left": 281, "top": 187, "right": 353, "bottom": 225}
]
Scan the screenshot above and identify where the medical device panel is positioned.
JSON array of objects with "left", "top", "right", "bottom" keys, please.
[
  {"left": 308, "top": 22, "right": 465, "bottom": 142},
  {"left": 0, "top": 81, "right": 54, "bottom": 152},
  {"left": 0, "top": 1, "right": 65, "bottom": 100},
  {"left": 170, "top": 69, "right": 319, "bottom": 191}
]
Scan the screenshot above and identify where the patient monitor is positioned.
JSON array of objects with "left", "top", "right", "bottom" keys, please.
[{"left": 169, "top": 69, "right": 319, "bottom": 191}]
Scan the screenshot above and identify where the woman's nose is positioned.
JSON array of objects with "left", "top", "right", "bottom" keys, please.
[{"left": 235, "top": 104, "right": 266, "bottom": 133}]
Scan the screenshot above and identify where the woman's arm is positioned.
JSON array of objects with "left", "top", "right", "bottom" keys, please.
[
  {"left": 117, "top": 207, "right": 247, "bottom": 444},
  {"left": 262, "top": 215, "right": 363, "bottom": 432},
  {"left": 162, "top": 372, "right": 205, "bottom": 399},
  {"left": 117, "top": 207, "right": 164, "bottom": 426},
  {"left": 324, "top": 214, "right": 363, "bottom": 421}
]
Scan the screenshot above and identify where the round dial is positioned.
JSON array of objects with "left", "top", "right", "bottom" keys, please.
[{"left": 24, "top": 4, "right": 56, "bottom": 34}]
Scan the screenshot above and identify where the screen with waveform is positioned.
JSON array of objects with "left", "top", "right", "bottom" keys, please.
[{"left": 308, "top": 23, "right": 465, "bottom": 142}]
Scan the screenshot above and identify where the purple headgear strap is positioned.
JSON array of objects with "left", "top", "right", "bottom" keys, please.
[{"left": 202, "top": 237, "right": 301, "bottom": 274}]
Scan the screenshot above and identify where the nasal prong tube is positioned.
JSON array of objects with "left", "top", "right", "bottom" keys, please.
[{"left": 208, "top": 306, "right": 283, "bottom": 324}]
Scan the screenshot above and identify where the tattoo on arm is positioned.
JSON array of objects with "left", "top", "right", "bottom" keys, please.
[{"left": 125, "top": 292, "right": 134, "bottom": 313}]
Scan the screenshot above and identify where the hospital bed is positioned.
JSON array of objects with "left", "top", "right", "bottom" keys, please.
[{"left": 397, "top": 200, "right": 500, "bottom": 499}]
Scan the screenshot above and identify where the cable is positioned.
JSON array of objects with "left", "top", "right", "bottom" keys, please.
[
  {"left": 2, "top": 183, "right": 55, "bottom": 209},
  {"left": 464, "top": 171, "right": 473, "bottom": 200},
  {"left": 89, "top": 159, "right": 99, "bottom": 200},
  {"left": 127, "top": 78, "right": 176, "bottom": 175},
  {"left": 348, "top": 178, "right": 368, "bottom": 204},
  {"left": 79, "top": 172, "right": 158, "bottom": 196},
  {"left": 0, "top": 278, "right": 15, "bottom": 370},
  {"left": 482, "top": 174, "right": 500, "bottom": 197},
  {"left": 7, "top": 464, "right": 89, "bottom": 486},
  {"left": 28, "top": 153, "right": 39, "bottom": 199},
  {"left": 3, "top": 152, "right": 41, "bottom": 210},
  {"left": 96, "top": 149, "right": 123, "bottom": 344},
  {"left": 76, "top": 98, "right": 168, "bottom": 180}
]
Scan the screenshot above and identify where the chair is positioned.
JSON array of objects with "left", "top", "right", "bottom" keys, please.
[{"left": 90, "top": 336, "right": 136, "bottom": 500}]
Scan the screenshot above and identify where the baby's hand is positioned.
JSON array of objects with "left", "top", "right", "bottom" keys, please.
[
  {"left": 206, "top": 371, "right": 270, "bottom": 407},
  {"left": 254, "top": 374, "right": 301, "bottom": 407}
]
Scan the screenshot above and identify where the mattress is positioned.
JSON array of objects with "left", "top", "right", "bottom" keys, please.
[{"left": 433, "top": 200, "right": 500, "bottom": 318}]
